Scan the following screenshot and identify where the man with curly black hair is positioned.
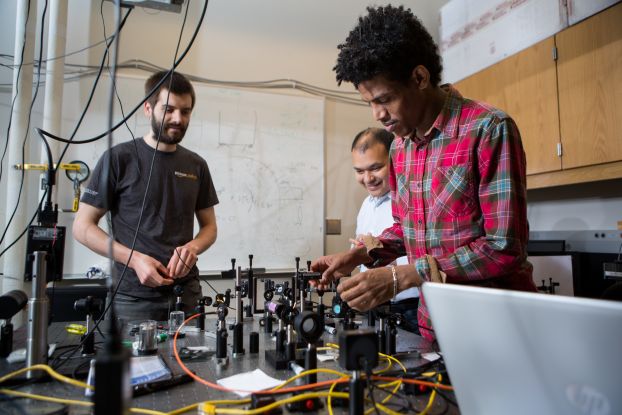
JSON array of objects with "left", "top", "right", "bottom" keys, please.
[{"left": 312, "top": 5, "right": 536, "bottom": 339}]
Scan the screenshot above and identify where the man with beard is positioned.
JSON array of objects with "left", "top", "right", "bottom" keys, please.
[{"left": 73, "top": 71, "right": 218, "bottom": 322}]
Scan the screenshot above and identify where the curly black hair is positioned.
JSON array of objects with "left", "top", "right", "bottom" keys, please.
[{"left": 334, "top": 5, "right": 443, "bottom": 88}]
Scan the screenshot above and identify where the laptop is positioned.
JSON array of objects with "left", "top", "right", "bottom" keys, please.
[{"left": 422, "top": 282, "right": 622, "bottom": 415}]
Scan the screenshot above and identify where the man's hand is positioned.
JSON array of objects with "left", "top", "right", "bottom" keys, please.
[
  {"left": 337, "top": 267, "right": 393, "bottom": 311},
  {"left": 167, "top": 245, "right": 198, "bottom": 279},
  {"left": 338, "top": 264, "right": 424, "bottom": 311},
  {"left": 310, "top": 247, "right": 369, "bottom": 290},
  {"left": 130, "top": 252, "right": 174, "bottom": 287}
]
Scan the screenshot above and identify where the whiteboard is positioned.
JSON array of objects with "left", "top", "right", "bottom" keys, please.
[{"left": 58, "top": 74, "right": 325, "bottom": 273}]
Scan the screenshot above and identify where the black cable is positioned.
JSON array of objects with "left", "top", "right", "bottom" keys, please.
[
  {"left": 0, "top": 1, "right": 44, "bottom": 251},
  {"left": 368, "top": 385, "right": 415, "bottom": 414},
  {"left": 72, "top": 357, "right": 93, "bottom": 379},
  {"left": 364, "top": 359, "right": 381, "bottom": 415},
  {"left": 99, "top": 0, "right": 139, "bottom": 157},
  {"left": 52, "top": 0, "right": 202, "bottom": 372},
  {"left": 0, "top": 35, "right": 115, "bottom": 67},
  {"left": 434, "top": 388, "right": 458, "bottom": 408},
  {"left": 54, "top": 0, "right": 129, "bottom": 372},
  {"left": 104, "top": 0, "right": 192, "bottom": 316},
  {"left": 38, "top": 0, "right": 209, "bottom": 146},
  {"left": 0, "top": 0, "right": 31, "bottom": 185},
  {"left": 54, "top": 6, "right": 133, "bottom": 169},
  {"left": 103, "top": 0, "right": 192, "bottom": 305},
  {"left": 0, "top": 190, "right": 45, "bottom": 259},
  {"left": 0, "top": 4, "right": 131, "bottom": 261},
  {"left": 204, "top": 279, "right": 220, "bottom": 296},
  {"left": 1, "top": 58, "right": 365, "bottom": 105},
  {"left": 0, "top": 0, "right": 49, "bottom": 255}
]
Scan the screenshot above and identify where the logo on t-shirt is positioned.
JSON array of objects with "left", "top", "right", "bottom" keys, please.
[
  {"left": 83, "top": 188, "right": 98, "bottom": 196},
  {"left": 174, "top": 171, "right": 198, "bottom": 180}
]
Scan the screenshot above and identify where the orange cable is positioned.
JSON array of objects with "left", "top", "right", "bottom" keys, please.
[
  {"left": 371, "top": 376, "right": 454, "bottom": 391},
  {"left": 172, "top": 313, "right": 349, "bottom": 395},
  {"left": 172, "top": 315, "right": 453, "bottom": 395}
]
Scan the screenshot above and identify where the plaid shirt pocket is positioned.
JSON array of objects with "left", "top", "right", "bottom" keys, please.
[{"left": 430, "top": 165, "right": 476, "bottom": 219}]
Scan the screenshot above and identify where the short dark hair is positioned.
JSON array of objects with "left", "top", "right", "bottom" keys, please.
[
  {"left": 334, "top": 5, "right": 443, "bottom": 88},
  {"left": 144, "top": 71, "right": 196, "bottom": 109},
  {"left": 351, "top": 127, "right": 393, "bottom": 153}
]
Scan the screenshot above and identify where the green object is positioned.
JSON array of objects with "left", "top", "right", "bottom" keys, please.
[{"left": 157, "top": 333, "right": 168, "bottom": 342}]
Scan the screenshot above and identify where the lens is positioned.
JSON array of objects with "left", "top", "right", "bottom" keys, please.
[{"left": 302, "top": 317, "right": 316, "bottom": 333}]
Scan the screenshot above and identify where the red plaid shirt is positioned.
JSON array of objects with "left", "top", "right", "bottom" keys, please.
[{"left": 368, "top": 86, "right": 536, "bottom": 340}]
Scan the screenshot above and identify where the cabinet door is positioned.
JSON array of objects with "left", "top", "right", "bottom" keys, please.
[
  {"left": 556, "top": 3, "right": 622, "bottom": 169},
  {"left": 454, "top": 37, "right": 561, "bottom": 175}
]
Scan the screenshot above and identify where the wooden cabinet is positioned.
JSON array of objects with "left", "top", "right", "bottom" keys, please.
[
  {"left": 454, "top": 2, "right": 622, "bottom": 188},
  {"left": 556, "top": 3, "right": 622, "bottom": 169},
  {"left": 455, "top": 37, "right": 561, "bottom": 176}
]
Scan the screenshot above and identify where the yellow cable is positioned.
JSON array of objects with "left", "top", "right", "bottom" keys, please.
[
  {"left": 378, "top": 352, "right": 407, "bottom": 373},
  {"left": 270, "top": 368, "right": 347, "bottom": 391},
  {"left": 374, "top": 355, "right": 393, "bottom": 374},
  {"left": 325, "top": 341, "right": 407, "bottom": 414},
  {"left": 327, "top": 375, "right": 349, "bottom": 415},
  {"left": 166, "top": 403, "right": 200, "bottom": 415},
  {"left": 418, "top": 373, "right": 442, "bottom": 415},
  {"left": 0, "top": 364, "right": 91, "bottom": 390},
  {"left": 170, "top": 399, "right": 252, "bottom": 415},
  {"left": 375, "top": 402, "right": 403, "bottom": 415},
  {"left": 131, "top": 407, "right": 169, "bottom": 415},
  {"left": 0, "top": 389, "right": 167, "bottom": 415},
  {"left": 325, "top": 342, "right": 405, "bottom": 374},
  {"left": 212, "top": 391, "right": 349, "bottom": 414},
  {"left": 365, "top": 379, "right": 402, "bottom": 415},
  {"left": 376, "top": 380, "right": 401, "bottom": 388},
  {"left": 0, "top": 389, "right": 92, "bottom": 408}
]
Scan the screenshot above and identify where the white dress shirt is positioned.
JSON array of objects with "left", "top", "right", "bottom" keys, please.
[{"left": 355, "top": 192, "right": 419, "bottom": 301}]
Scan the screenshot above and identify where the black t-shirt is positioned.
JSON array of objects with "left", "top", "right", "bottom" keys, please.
[{"left": 81, "top": 138, "right": 218, "bottom": 298}]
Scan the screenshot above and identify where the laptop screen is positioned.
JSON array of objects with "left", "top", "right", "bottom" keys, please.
[{"left": 422, "top": 282, "right": 622, "bottom": 415}]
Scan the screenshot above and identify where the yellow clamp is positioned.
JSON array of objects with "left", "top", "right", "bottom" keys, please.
[
  {"left": 65, "top": 323, "right": 87, "bottom": 335},
  {"left": 199, "top": 403, "right": 216, "bottom": 415},
  {"left": 14, "top": 163, "right": 82, "bottom": 171}
]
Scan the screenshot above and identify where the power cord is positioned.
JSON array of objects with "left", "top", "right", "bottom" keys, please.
[
  {"left": 0, "top": 0, "right": 48, "bottom": 249},
  {"left": 52, "top": 0, "right": 202, "bottom": 373},
  {"left": 37, "top": 0, "right": 209, "bottom": 146}
]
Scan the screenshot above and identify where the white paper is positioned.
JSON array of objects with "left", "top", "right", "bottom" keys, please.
[
  {"left": 422, "top": 352, "right": 441, "bottom": 362},
  {"left": 217, "top": 368, "right": 283, "bottom": 397}
]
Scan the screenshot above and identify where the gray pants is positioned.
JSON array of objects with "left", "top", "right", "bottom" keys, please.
[{"left": 111, "top": 278, "right": 202, "bottom": 324}]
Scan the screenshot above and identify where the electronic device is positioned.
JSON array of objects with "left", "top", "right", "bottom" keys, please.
[
  {"left": 604, "top": 260, "right": 622, "bottom": 280},
  {"left": 0, "top": 290, "right": 29, "bottom": 358},
  {"left": 423, "top": 282, "right": 622, "bottom": 415},
  {"left": 0, "top": 290, "right": 28, "bottom": 320},
  {"left": 24, "top": 225, "right": 65, "bottom": 282}
]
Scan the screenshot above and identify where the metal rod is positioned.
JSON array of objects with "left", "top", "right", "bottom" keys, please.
[
  {"left": 26, "top": 251, "right": 49, "bottom": 378},
  {"left": 236, "top": 266, "right": 243, "bottom": 323}
]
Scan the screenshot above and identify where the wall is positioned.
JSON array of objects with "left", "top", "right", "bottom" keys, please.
[{"left": 528, "top": 180, "right": 622, "bottom": 231}]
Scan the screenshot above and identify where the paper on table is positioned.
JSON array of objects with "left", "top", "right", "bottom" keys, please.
[
  {"left": 421, "top": 352, "right": 441, "bottom": 362},
  {"left": 217, "top": 368, "right": 283, "bottom": 397}
]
